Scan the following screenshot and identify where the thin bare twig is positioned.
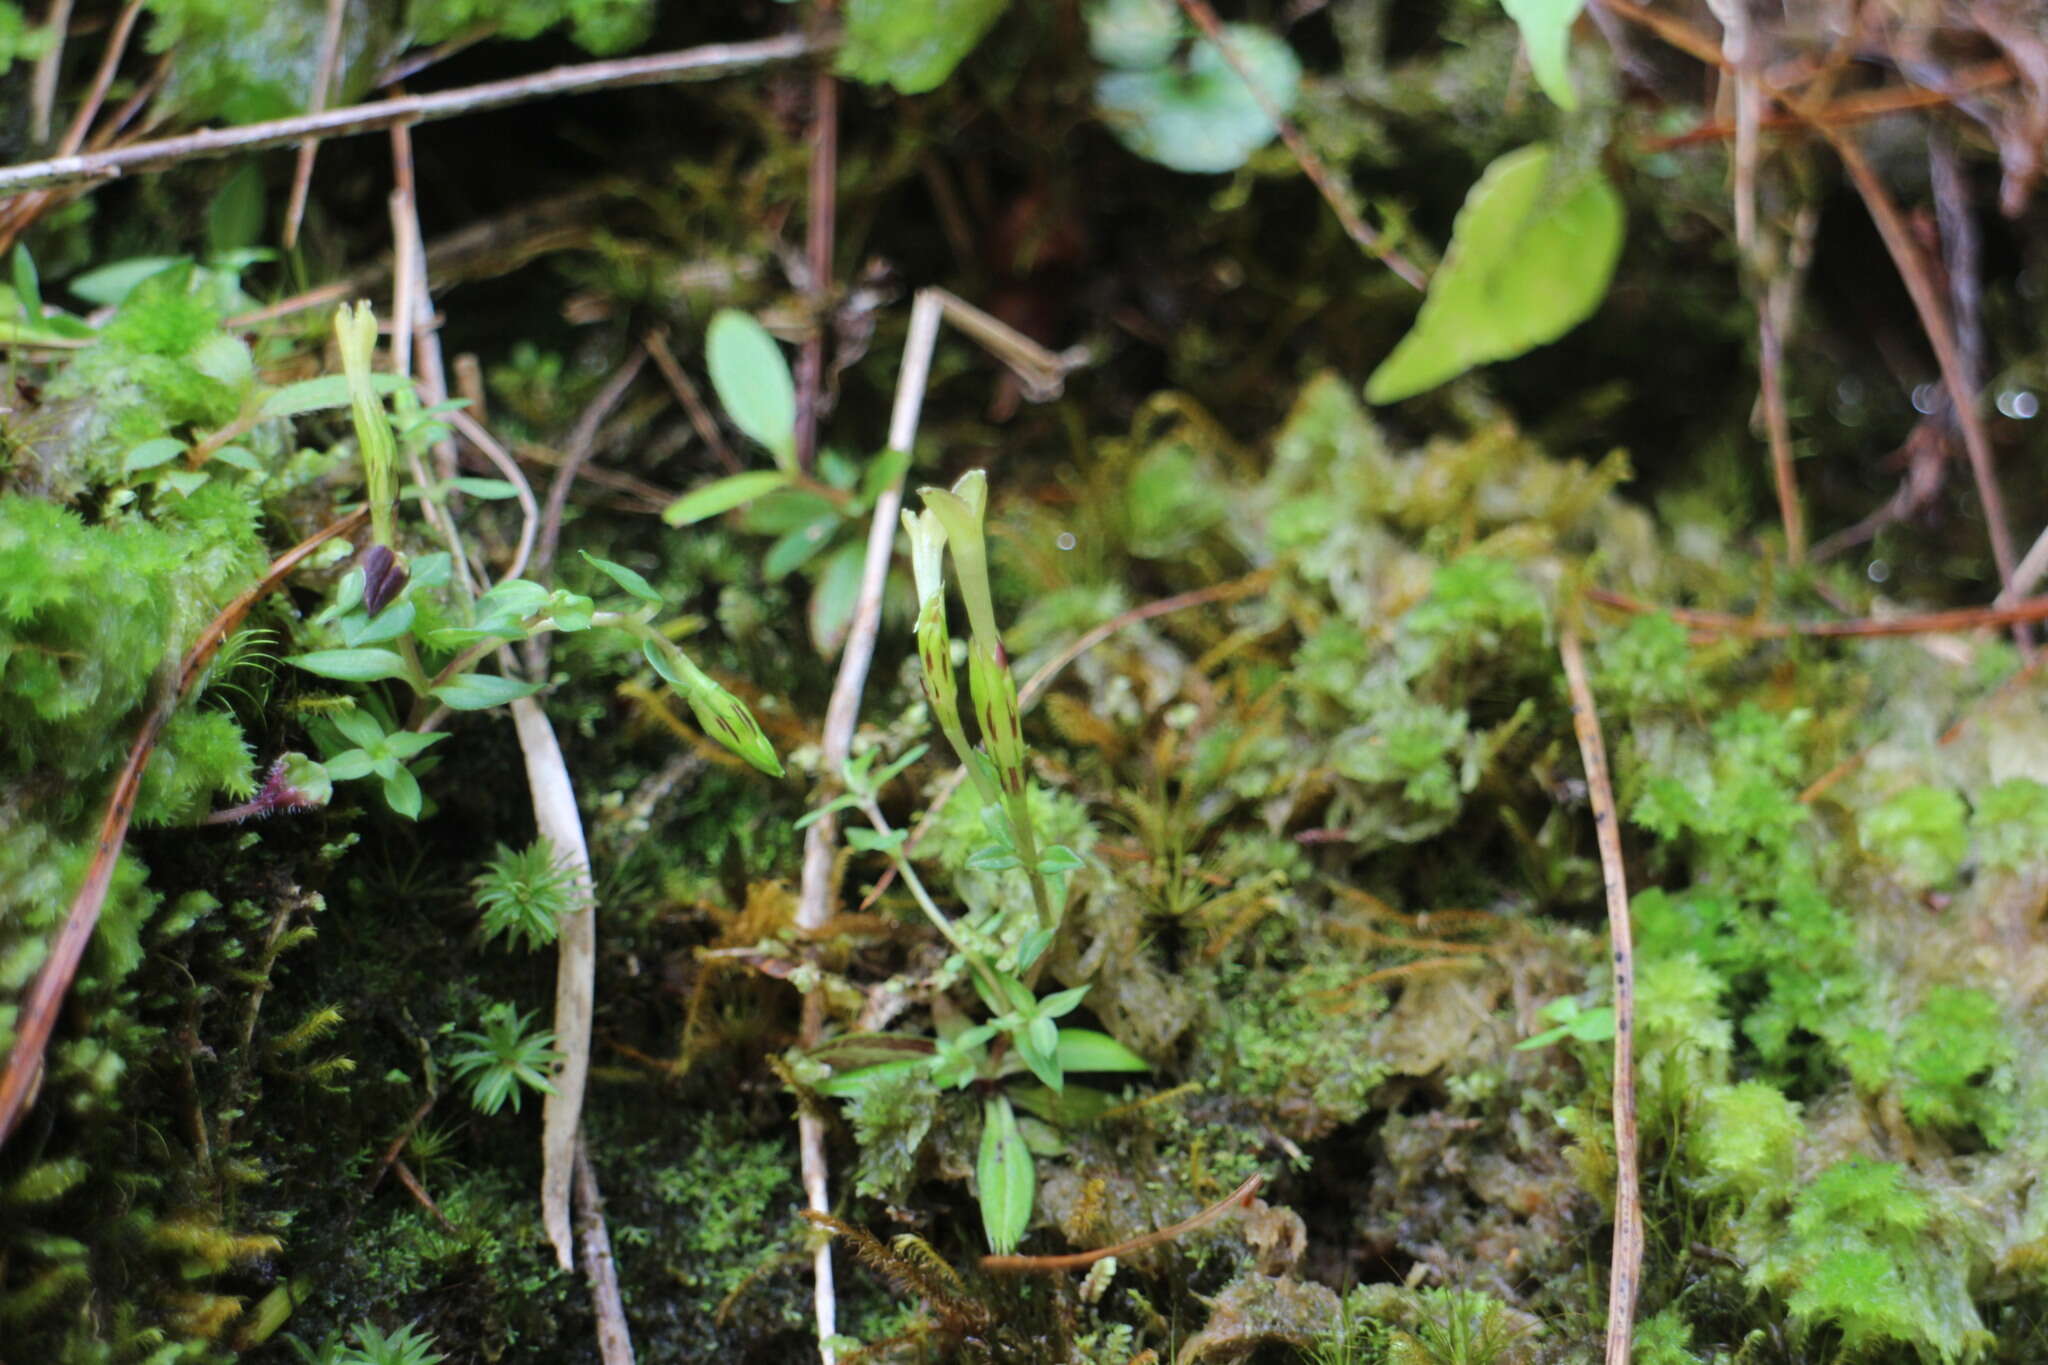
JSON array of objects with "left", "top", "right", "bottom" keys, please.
[
  {"left": 1173, "top": 0, "right": 1427, "bottom": 291},
  {"left": 449, "top": 409, "right": 540, "bottom": 583},
  {"left": 1585, "top": 585, "right": 2048, "bottom": 638},
  {"left": 575, "top": 1144, "right": 637, "bottom": 1365},
  {"left": 644, "top": 329, "right": 743, "bottom": 473},
  {"left": 283, "top": 0, "right": 348, "bottom": 250},
  {"left": 0, "top": 32, "right": 826, "bottom": 197},
  {"left": 982, "top": 1173, "right": 1265, "bottom": 1273},
  {"left": 531, "top": 352, "right": 649, "bottom": 585},
  {"left": 1641, "top": 60, "right": 2017, "bottom": 150},
  {"left": 794, "top": 2, "right": 840, "bottom": 473},
  {"left": 0, "top": 508, "right": 368, "bottom": 1148},
  {"left": 29, "top": 0, "right": 74, "bottom": 146},
  {"left": 1558, "top": 618, "right": 1641, "bottom": 1365}
]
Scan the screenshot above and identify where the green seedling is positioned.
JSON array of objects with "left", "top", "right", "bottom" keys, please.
[
  {"left": 1514, "top": 994, "right": 1615, "bottom": 1051},
  {"left": 447, "top": 1002, "right": 560, "bottom": 1117}
]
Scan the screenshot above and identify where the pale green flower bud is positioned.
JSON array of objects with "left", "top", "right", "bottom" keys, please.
[
  {"left": 644, "top": 639, "right": 784, "bottom": 777},
  {"left": 920, "top": 475, "right": 998, "bottom": 648},
  {"left": 967, "top": 635, "right": 1026, "bottom": 797},
  {"left": 334, "top": 302, "right": 400, "bottom": 547},
  {"left": 915, "top": 593, "right": 958, "bottom": 717},
  {"left": 902, "top": 507, "right": 948, "bottom": 609}
]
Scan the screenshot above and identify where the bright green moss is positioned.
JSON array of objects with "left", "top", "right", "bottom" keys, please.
[{"left": 1863, "top": 785, "right": 1970, "bottom": 890}]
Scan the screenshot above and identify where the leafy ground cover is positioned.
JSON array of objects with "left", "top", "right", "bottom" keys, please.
[{"left": 5, "top": 3, "right": 2048, "bottom": 1363}]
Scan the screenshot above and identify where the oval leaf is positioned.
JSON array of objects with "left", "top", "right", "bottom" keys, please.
[
  {"left": 977, "top": 1095, "right": 1035, "bottom": 1255},
  {"left": 432, "top": 673, "right": 542, "bottom": 710},
  {"left": 1366, "top": 144, "right": 1624, "bottom": 404},
  {"left": 838, "top": 0, "right": 1009, "bottom": 94},
  {"left": 705, "top": 311, "right": 797, "bottom": 469},
  {"left": 1054, "top": 1028, "right": 1150, "bottom": 1073},
  {"left": 663, "top": 469, "right": 793, "bottom": 527},
  {"left": 286, "top": 648, "right": 409, "bottom": 682},
  {"left": 1096, "top": 25, "right": 1300, "bottom": 174}
]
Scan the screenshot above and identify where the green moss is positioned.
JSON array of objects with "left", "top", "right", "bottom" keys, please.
[{"left": 1863, "top": 785, "right": 1970, "bottom": 890}]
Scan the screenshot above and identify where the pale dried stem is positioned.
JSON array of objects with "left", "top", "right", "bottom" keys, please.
[
  {"left": 644, "top": 329, "right": 743, "bottom": 473},
  {"left": 575, "top": 1143, "right": 637, "bottom": 1365},
  {"left": 0, "top": 32, "right": 825, "bottom": 196},
  {"left": 1558, "top": 620, "right": 1642, "bottom": 1365},
  {"left": 283, "top": 0, "right": 349, "bottom": 250},
  {"left": 448, "top": 408, "right": 539, "bottom": 584},
  {"left": 29, "top": 0, "right": 73, "bottom": 146}
]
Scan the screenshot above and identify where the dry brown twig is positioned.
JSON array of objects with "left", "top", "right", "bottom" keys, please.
[
  {"left": 794, "top": 0, "right": 841, "bottom": 473},
  {"left": 0, "top": 32, "right": 826, "bottom": 197},
  {"left": 1172, "top": 0, "right": 1428, "bottom": 291},
  {"left": 1558, "top": 617, "right": 1642, "bottom": 1365},
  {"left": 282, "top": 0, "right": 349, "bottom": 250}
]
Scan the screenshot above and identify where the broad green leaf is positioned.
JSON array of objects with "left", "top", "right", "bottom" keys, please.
[
  {"left": 1039, "top": 985, "right": 1089, "bottom": 1019},
  {"left": 325, "top": 749, "right": 375, "bottom": 781},
  {"left": 860, "top": 445, "right": 913, "bottom": 503},
  {"left": 123, "top": 438, "right": 186, "bottom": 476},
  {"left": 1501, "top": 0, "right": 1586, "bottom": 110},
  {"left": 1054, "top": 1028, "right": 1150, "bottom": 1073},
  {"left": 706, "top": 310, "right": 797, "bottom": 469},
  {"left": 342, "top": 599, "right": 416, "bottom": 647},
  {"left": 579, "top": 550, "right": 663, "bottom": 604},
  {"left": 286, "top": 648, "right": 408, "bottom": 682},
  {"left": 1366, "top": 144, "right": 1624, "bottom": 404},
  {"left": 259, "top": 372, "right": 411, "bottom": 420},
  {"left": 547, "top": 591, "right": 596, "bottom": 632},
  {"left": 839, "top": 0, "right": 1009, "bottom": 94},
  {"left": 976, "top": 1095, "right": 1035, "bottom": 1255},
  {"left": 1096, "top": 25, "right": 1300, "bottom": 174},
  {"left": 432, "top": 673, "right": 542, "bottom": 710},
  {"left": 739, "top": 488, "right": 838, "bottom": 535},
  {"left": 812, "top": 1057, "right": 928, "bottom": 1099},
  {"left": 67, "top": 256, "right": 185, "bottom": 307},
  {"left": 663, "top": 469, "right": 792, "bottom": 526},
  {"left": 808, "top": 540, "right": 866, "bottom": 655}
]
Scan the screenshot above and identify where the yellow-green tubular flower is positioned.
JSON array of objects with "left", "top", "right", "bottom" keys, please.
[
  {"left": 919, "top": 470, "right": 998, "bottom": 648},
  {"left": 967, "top": 635, "right": 1026, "bottom": 797},
  {"left": 902, "top": 507, "right": 948, "bottom": 609},
  {"left": 334, "top": 302, "right": 400, "bottom": 547}
]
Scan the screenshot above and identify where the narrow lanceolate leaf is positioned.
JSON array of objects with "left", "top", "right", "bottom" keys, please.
[
  {"left": 259, "top": 371, "right": 411, "bottom": 420},
  {"left": 977, "top": 1095, "right": 1035, "bottom": 1255},
  {"left": 432, "top": 673, "right": 543, "bottom": 710},
  {"left": 705, "top": 310, "right": 797, "bottom": 469},
  {"left": 1365, "top": 144, "right": 1624, "bottom": 404},
  {"left": 286, "top": 648, "right": 409, "bottom": 682},
  {"left": 578, "top": 550, "right": 664, "bottom": 604},
  {"left": 663, "top": 470, "right": 792, "bottom": 526}
]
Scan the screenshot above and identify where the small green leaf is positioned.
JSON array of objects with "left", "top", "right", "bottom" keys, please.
[
  {"left": 449, "top": 477, "right": 519, "bottom": 499},
  {"left": 1501, "top": 0, "right": 1586, "bottom": 111},
  {"left": 812, "top": 1057, "right": 929, "bottom": 1099},
  {"left": 808, "top": 539, "right": 867, "bottom": 656},
  {"left": 1365, "top": 144, "right": 1624, "bottom": 403},
  {"left": 1054, "top": 1028, "right": 1150, "bottom": 1073},
  {"left": 764, "top": 515, "right": 840, "bottom": 578},
  {"left": 1096, "top": 25, "right": 1301, "bottom": 174},
  {"left": 208, "top": 445, "right": 263, "bottom": 473},
  {"left": 12, "top": 244, "right": 42, "bottom": 320},
  {"left": 579, "top": 550, "right": 664, "bottom": 604},
  {"left": 663, "top": 469, "right": 792, "bottom": 526},
  {"left": 123, "top": 438, "right": 186, "bottom": 475},
  {"left": 839, "top": 0, "right": 1009, "bottom": 94},
  {"left": 343, "top": 599, "right": 416, "bottom": 647},
  {"left": 548, "top": 591, "right": 596, "bottom": 632},
  {"left": 1037, "top": 844, "right": 1086, "bottom": 875},
  {"left": 977, "top": 1095, "right": 1035, "bottom": 1255},
  {"left": 207, "top": 164, "right": 267, "bottom": 255},
  {"left": 1088, "top": 0, "right": 1183, "bottom": 69},
  {"left": 382, "top": 765, "right": 423, "bottom": 820},
  {"left": 845, "top": 827, "right": 909, "bottom": 854},
  {"left": 432, "top": 674, "right": 542, "bottom": 711},
  {"left": 259, "top": 372, "right": 411, "bottom": 419},
  {"left": 705, "top": 311, "right": 797, "bottom": 469},
  {"left": 68, "top": 256, "right": 185, "bottom": 307},
  {"left": 287, "top": 648, "right": 409, "bottom": 682},
  {"left": 325, "top": 749, "right": 375, "bottom": 781},
  {"left": 1038, "top": 985, "right": 1090, "bottom": 1019},
  {"left": 861, "top": 445, "right": 913, "bottom": 503}
]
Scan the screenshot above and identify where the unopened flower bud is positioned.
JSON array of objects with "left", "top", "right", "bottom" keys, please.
[
  {"left": 335, "top": 302, "right": 400, "bottom": 548},
  {"left": 920, "top": 476, "right": 998, "bottom": 647},
  {"left": 967, "top": 635, "right": 1026, "bottom": 797},
  {"left": 205, "top": 752, "right": 332, "bottom": 825},
  {"left": 902, "top": 508, "right": 948, "bottom": 609},
  {"left": 359, "top": 543, "right": 410, "bottom": 615},
  {"left": 683, "top": 678, "right": 784, "bottom": 778}
]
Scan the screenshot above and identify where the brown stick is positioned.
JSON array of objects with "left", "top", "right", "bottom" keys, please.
[
  {"left": 982, "top": 1173, "right": 1265, "bottom": 1273},
  {"left": 794, "top": 3, "right": 840, "bottom": 473},
  {"left": 643, "top": 329, "right": 743, "bottom": 473},
  {"left": 1641, "top": 61, "right": 2017, "bottom": 149},
  {"left": 0, "top": 32, "right": 826, "bottom": 197},
  {"left": 1558, "top": 620, "right": 1641, "bottom": 1365},
  {"left": 575, "top": 1143, "right": 637, "bottom": 1365},
  {"left": 1173, "top": 0, "right": 1427, "bottom": 291},
  {"left": 1585, "top": 585, "right": 2048, "bottom": 638},
  {"left": 0, "top": 507, "right": 369, "bottom": 1148},
  {"left": 282, "top": 0, "right": 348, "bottom": 250}
]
